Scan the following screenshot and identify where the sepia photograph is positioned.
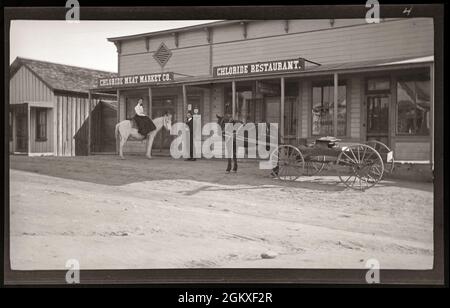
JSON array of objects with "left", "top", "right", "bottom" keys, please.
[{"left": 3, "top": 3, "right": 445, "bottom": 287}]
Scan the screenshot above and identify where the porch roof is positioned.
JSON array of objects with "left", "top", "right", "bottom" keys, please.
[
  {"left": 10, "top": 101, "right": 54, "bottom": 108},
  {"left": 89, "top": 55, "right": 433, "bottom": 93}
]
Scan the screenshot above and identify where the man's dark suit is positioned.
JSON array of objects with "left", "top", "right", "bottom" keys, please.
[{"left": 186, "top": 117, "right": 194, "bottom": 159}]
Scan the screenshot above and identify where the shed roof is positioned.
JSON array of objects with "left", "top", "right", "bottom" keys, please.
[{"left": 10, "top": 57, "right": 118, "bottom": 94}]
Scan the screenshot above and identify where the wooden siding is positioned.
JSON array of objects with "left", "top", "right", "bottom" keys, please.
[
  {"left": 119, "top": 45, "right": 210, "bottom": 76},
  {"left": 29, "top": 107, "right": 53, "bottom": 153},
  {"left": 75, "top": 101, "right": 117, "bottom": 155},
  {"left": 394, "top": 141, "right": 431, "bottom": 161},
  {"left": 213, "top": 23, "right": 245, "bottom": 44},
  {"left": 10, "top": 66, "right": 54, "bottom": 104},
  {"left": 178, "top": 29, "right": 209, "bottom": 48},
  {"left": 299, "top": 80, "right": 311, "bottom": 138},
  {"left": 117, "top": 18, "right": 433, "bottom": 79},
  {"left": 349, "top": 77, "right": 362, "bottom": 139},
  {"left": 287, "top": 19, "right": 369, "bottom": 34},
  {"left": 212, "top": 18, "right": 433, "bottom": 67},
  {"left": 55, "top": 95, "right": 101, "bottom": 156}
]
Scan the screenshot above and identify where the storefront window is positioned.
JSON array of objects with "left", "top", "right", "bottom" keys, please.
[
  {"left": 312, "top": 82, "right": 346, "bottom": 136},
  {"left": 284, "top": 82, "right": 298, "bottom": 137},
  {"left": 224, "top": 85, "right": 255, "bottom": 123},
  {"left": 396, "top": 75, "right": 430, "bottom": 135}
]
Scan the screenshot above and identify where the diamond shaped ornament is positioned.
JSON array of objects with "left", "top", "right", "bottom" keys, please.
[{"left": 153, "top": 43, "right": 172, "bottom": 67}]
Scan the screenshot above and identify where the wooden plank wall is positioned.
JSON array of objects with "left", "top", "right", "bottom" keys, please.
[
  {"left": 55, "top": 94, "right": 101, "bottom": 156},
  {"left": 212, "top": 18, "right": 433, "bottom": 67},
  {"left": 394, "top": 142, "right": 430, "bottom": 161},
  {"left": 10, "top": 66, "right": 54, "bottom": 105},
  {"left": 299, "top": 80, "right": 311, "bottom": 138},
  {"left": 349, "top": 77, "right": 362, "bottom": 139},
  {"left": 117, "top": 18, "right": 433, "bottom": 78},
  {"left": 88, "top": 102, "right": 118, "bottom": 153}
]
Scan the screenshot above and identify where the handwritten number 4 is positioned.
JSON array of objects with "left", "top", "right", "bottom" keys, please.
[{"left": 403, "top": 7, "right": 412, "bottom": 16}]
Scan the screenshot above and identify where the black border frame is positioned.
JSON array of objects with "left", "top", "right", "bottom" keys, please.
[{"left": 2, "top": 3, "right": 446, "bottom": 286}]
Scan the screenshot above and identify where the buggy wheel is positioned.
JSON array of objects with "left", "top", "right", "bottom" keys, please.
[
  {"left": 365, "top": 140, "right": 395, "bottom": 174},
  {"left": 304, "top": 156, "right": 326, "bottom": 176},
  {"left": 270, "top": 145, "right": 304, "bottom": 181},
  {"left": 336, "top": 144, "right": 384, "bottom": 191}
]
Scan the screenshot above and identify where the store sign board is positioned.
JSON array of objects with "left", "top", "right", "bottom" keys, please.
[
  {"left": 256, "top": 81, "right": 280, "bottom": 96},
  {"left": 214, "top": 58, "right": 305, "bottom": 78},
  {"left": 97, "top": 72, "right": 174, "bottom": 88}
]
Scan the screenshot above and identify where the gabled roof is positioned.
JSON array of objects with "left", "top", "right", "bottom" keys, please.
[{"left": 10, "top": 57, "right": 118, "bottom": 94}]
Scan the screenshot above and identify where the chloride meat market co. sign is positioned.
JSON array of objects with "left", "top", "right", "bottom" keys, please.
[{"left": 97, "top": 72, "right": 174, "bottom": 88}]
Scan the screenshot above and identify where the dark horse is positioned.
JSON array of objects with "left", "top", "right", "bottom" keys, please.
[{"left": 216, "top": 114, "right": 242, "bottom": 173}]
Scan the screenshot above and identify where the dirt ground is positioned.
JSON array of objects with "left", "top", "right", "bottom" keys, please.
[{"left": 9, "top": 154, "right": 433, "bottom": 270}]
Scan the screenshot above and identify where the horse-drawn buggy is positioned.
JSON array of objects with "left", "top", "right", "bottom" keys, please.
[
  {"left": 217, "top": 115, "right": 394, "bottom": 191},
  {"left": 269, "top": 137, "right": 395, "bottom": 191}
]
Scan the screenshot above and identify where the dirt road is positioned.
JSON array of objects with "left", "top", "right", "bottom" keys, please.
[{"left": 9, "top": 155, "right": 433, "bottom": 270}]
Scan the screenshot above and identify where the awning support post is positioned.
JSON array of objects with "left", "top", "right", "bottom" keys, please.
[
  {"left": 280, "top": 77, "right": 285, "bottom": 144},
  {"left": 333, "top": 73, "right": 338, "bottom": 137},
  {"left": 232, "top": 80, "right": 236, "bottom": 118},
  {"left": 148, "top": 87, "right": 153, "bottom": 118},
  {"left": 88, "top": 90, "right": 92, "bottom": 155},
  {"left": 182, "top": 84, "right": 187, "bottom": 120}
]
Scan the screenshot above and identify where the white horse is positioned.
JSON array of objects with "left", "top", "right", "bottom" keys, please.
[{"left": 115, "top": 113, "right": 172, "bottom": 159}]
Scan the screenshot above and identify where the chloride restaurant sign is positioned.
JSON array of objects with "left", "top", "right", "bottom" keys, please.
[
  {"left": 98, "top": 72, "right": 174, "bottom": 88},
  {"left": 213, "top": 58, "right": 306, "bottom": 78}
]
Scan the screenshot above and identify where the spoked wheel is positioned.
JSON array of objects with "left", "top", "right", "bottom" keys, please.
[
  {"left": 365, "top": 140, "right": 395, "bottom": 174},
  {"left": 270, "top": 145, "right": 305, "bottom": 181},
  {"left": 336, "top": 144, "right": 384, "bottom": 191},
  {"left": 304, "top": 156, "right": 326, "bottom": 176}
]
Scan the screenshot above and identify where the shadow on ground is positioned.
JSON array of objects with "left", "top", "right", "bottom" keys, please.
[{"left": 9, "top": 155, "right": 432, "bottom": 193}]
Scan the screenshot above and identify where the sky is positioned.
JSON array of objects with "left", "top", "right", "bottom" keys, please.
[{"left": 10, "top": 20, "right": 220, "bottom": 72}]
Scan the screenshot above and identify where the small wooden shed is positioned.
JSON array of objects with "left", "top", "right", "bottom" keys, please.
[{"left": 9, "top": 57, "right": 117, "bottom": 156}]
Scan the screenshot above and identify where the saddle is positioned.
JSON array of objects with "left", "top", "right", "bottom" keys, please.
[
  {"left": 130, "top": 118, "right": 138, "bottom": 129},
  {"left": 132, "top": 115, "right": 156, "bottom": 137}
]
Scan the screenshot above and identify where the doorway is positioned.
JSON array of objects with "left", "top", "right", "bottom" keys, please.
[
  {"left": 366, "top": 94, "right": 390, "bottom": 146},
  {"left": 15, "top": 105, "right": 28, "bottom": 153},
  {"left": 152, "top": 96, "right": 177, "bottom": 151}
]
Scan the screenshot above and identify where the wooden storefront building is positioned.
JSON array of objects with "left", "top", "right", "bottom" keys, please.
[
  {"left": 93, "top": 18, "right": 434, "bottom": 163},
  {"left": 9, "top": 57, "right": 118, "bottom": 156}
]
